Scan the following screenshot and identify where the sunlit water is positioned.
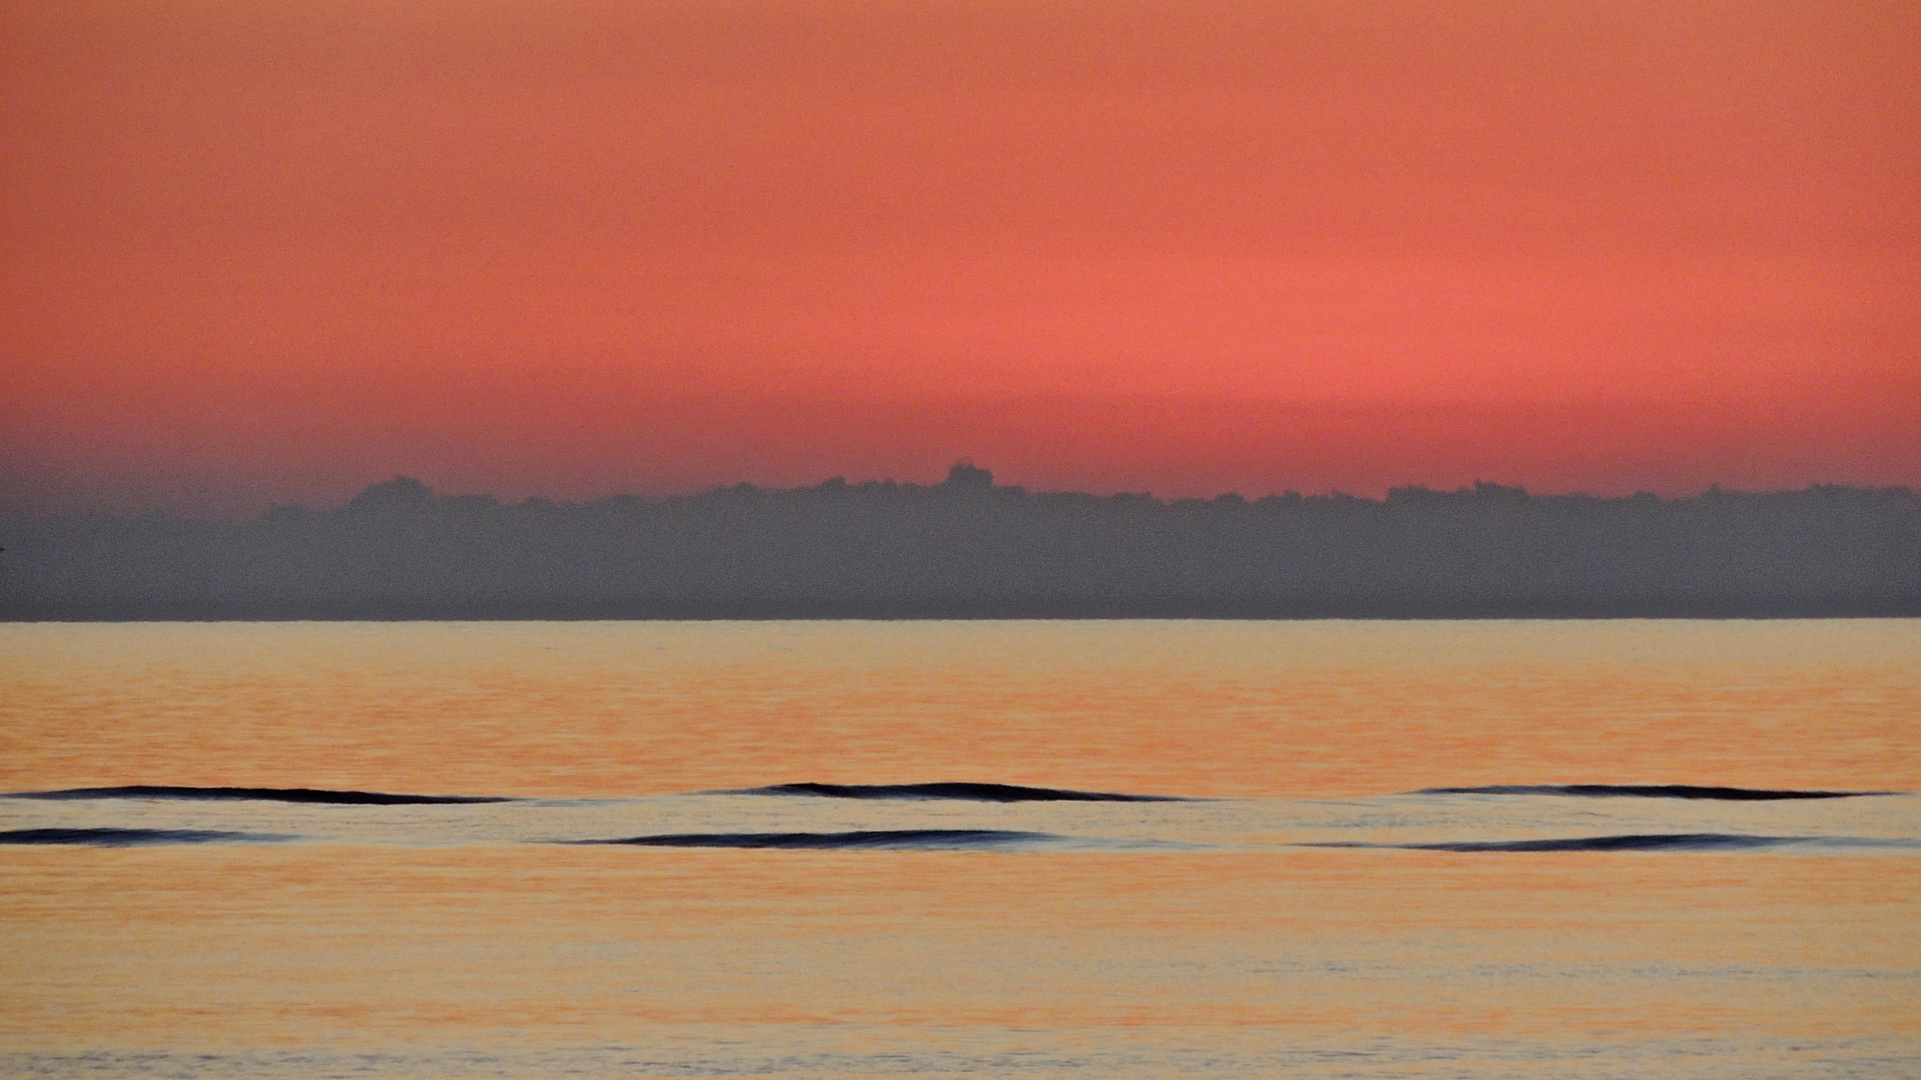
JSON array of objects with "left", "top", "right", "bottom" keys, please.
[{"left": 2, "top": 620, "right": 1917, "bottom": 1077}]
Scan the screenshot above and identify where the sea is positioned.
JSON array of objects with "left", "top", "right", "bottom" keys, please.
[{"left": 1, "top": 620, "right": 1916, "bottom": 1078}]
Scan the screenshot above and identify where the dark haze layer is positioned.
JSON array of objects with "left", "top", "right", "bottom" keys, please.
[{"left": 6, "top": 471, "right": 1917, "bottom": 619}]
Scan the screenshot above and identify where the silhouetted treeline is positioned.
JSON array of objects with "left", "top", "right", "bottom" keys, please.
[{"left": 3, "top": 463, "right": 1918, "bottom": 619}]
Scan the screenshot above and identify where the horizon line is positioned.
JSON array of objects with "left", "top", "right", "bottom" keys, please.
[{"left": 8, "top": 465, "right": 1920, "bottom": 522}]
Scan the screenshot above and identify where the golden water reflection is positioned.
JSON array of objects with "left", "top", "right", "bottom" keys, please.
[
  {"left": 2, "top": 844, "right": 1915, "bottom": 1070},
  {"left": 1, "top": 621, "right": 1916, "bottom": 1076},
  {"left": 3, "top": 620, "right": 1915, "bottom": 797}
]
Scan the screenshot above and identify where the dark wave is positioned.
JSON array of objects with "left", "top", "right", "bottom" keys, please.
[
  {"left": 573, "top": 828, "right": 1060, "bottom": 850},
  {"left": 724, "top": 782, "right": 1189, "bottom": 803},
  {"left": 7, "top": 785, "right": 514, "bottom": 805},
  {"left": 1412, "top": 784, "right": 1892, "bottom": 801},
  {"left": 0, "top": 827, "right": 296, "bottom": 846},
  {"left": 1302, "top": 833, "right": 1916, "bottom": 853}
]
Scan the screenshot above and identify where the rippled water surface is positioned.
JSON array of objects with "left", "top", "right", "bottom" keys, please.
[{"left": 2, "top": 620, "right": 1917, "bottom": 1077}]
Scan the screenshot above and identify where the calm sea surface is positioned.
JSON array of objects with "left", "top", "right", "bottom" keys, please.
[{"left": 2, "top": 620, "right": 1917, "bottom": 1078}]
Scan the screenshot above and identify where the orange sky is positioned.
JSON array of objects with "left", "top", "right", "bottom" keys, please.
[{"left": 3, "top": 0, "right": 1917, "bottom": 513}]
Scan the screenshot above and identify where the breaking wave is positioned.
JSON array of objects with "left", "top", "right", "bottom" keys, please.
[
  {"left": 1411, "top": 784, "right": 1891, "bottom": 801},
  {"left": 7, "top": 785, "right": 514, "bottom": 805},
  {"left": 0, "top": 827, "right": 297, "bottom": 846},
  {"left": 1301, "top": 833, "right": 1921, "bottom": 853},
  {"left": 722, "top": 782, "right": 1189, "bottom": 802},
  {"left": 570, "top": 828, "right": 1063, "bottom": 850}
]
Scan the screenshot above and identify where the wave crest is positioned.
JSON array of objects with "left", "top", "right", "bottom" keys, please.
[
  {"left": 723, "top": 782, "right": 1188, "bottom": 803},
  {"left": 571, "top": 828, "right": 1060, "bottom": 850},
  {"left": 1303, "top": 833, "right": 1920, "bottom": 853},
  {"left": 0, "top": 827, "right": 296, "bottom": 846},
  {"left": 1412, "top": 784, "right": 1890, "bottom": 801},
  {"left": 8, "top": 786, "right": 513, "bottom": 805}
]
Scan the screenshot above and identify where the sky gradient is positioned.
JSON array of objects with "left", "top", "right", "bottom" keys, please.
[{"left": 3, "top": 0, "right": 1917, "bottom": 513}]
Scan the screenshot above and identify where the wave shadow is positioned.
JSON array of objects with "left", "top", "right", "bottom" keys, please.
[
  {"left": 721, "top": 782, "right": 1191, "bottom": 803},
  {"left": 1411, "top": 784, "right": 1893, "bottom": 801},
  {"left": 7, "top": 785, "right": 514, "bottom": 805},
  {"left": 0, "top": 827, "right": 298, "bottom": 846},
  {"left": 569, "top": 828, "right": 1062, "bottom": 850}
]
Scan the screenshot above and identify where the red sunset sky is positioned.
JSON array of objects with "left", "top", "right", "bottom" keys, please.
[{"left": 3, "top": 0, "right": 1917, "bottom": 514}]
